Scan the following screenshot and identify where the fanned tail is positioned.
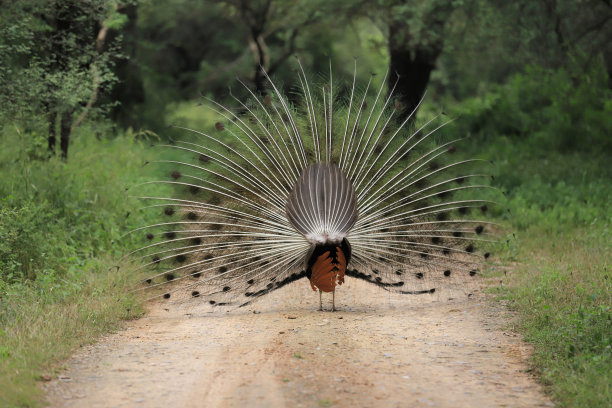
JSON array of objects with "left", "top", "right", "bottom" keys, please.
[{"left": 126, "top": 60, "right": 500, "bottom": 308}]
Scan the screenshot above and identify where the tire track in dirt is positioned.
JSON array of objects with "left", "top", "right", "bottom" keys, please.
[{"left": 45, "top": 279, "right": 554, "bottom": 407}]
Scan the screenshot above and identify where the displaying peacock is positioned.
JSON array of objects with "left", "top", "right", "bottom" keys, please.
[{"left": 128, "top": 60, "right": 497, "bottom": 311}]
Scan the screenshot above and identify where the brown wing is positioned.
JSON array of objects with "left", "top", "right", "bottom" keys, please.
[{"left": 309, "top": 247, "right": 347, "bottom": 293}]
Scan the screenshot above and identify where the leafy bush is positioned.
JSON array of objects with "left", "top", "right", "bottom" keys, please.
[
  {"left": 0, "top": 125, "right": 157, "bottom": 407},
  {"left": 0, "top": 203, "right": 63, "bottom": 282},
  {"left": 437, "top": 58, "right": 612, "bottom": 231},
  {"left": 0, "top": 125, "right": 157, "bottom": 284},
  {"left": 447, "top": 58, "right": 612, "bottom": 154}
]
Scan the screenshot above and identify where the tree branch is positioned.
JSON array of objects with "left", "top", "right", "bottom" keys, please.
[
  {"left": 198, "top": 46, "right": 252, "bottom": 89},
  {"left": 268, "top": 28, "right": 299, "bottom": 76},
  {"left": 71, "top": 21, "right": 108, "bottom": 131},
  {"left": 574, "top": 14, "right": 612, "bottom": 43},
  {"left": 267, "top": 9, "right": 320, "bottom": 75}
]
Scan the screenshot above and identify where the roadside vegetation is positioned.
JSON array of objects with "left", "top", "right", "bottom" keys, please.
[
  {"left": 459, "top": 63, "right": 611, "bottom": 408},
  {"left": 0, "top": 129, "right": 152, "bottom": 406},
  {"left": 1, "top": 0, "right": 610, "bottom": 407}
]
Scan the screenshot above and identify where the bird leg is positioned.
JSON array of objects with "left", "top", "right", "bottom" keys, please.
[
  {"left": 332, "top": 290, "right": 335, "bottom": 312},
  {"left": 319, "top": 290, "right": 323, "bottom": 311}
]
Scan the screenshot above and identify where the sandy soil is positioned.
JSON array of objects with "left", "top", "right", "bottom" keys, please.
[{"left": 44, "top": 279, "right": 554, "bottom": 408}]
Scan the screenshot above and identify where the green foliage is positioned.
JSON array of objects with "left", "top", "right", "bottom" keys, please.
[
  {"left": 498, "top": 227, "right": 611, "bottom": 407},
  {"left": 438, "top": 58, "right": 612, "bottom": 232},
  {"left": 0, "top": 11, "right": 45, "bottom": 125},
  {"left": 434, "top": 0, "right": 612, "bottom": 99},
  {"left": 447, "top": 59, "right": 612, "bottom": 152},
  {"left": 462, "top": 136, "right": 612, "bottom": 230},
  {"left": 0, "top": 203, "right": 61, "bottom": 282},
  {"left": 436, "top": 56, "right": 611, "bottom": 407},
  {"left": 0, "top": 0, "right": 134, "bottom": 137},
  {"left": 135, "top": 0, "right": 388, "bottom": 132},
  {"left": 0, "top": 126, "right": 157, "bottom": 407},
  {"left": 372, "top": 0, "right": 459, "bottom": 47},
  {"left": 0, "top": 127, "right": 153, "bottom": 282},
  {"left": 0, "top": 255, "right": 144, "bottom": 408}
]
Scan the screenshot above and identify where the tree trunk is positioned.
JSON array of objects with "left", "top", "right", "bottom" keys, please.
[
  {"left": 254, "top": 64, "right": 267, "bottom": 96},
  {"left": 249, "top": 32, "right": 269, "bottom": 95},
  {"left": 388, "top": 23, "right": 444, "bottom": 125},
  {"left": 71, "top": 21, "right": 108, "bottom": 132},
  {"left": 60, "top": 110, "right": 73, "bottom": 159},
  {"left": 47, "top": 109, "right": 57, "bottom": 154}
]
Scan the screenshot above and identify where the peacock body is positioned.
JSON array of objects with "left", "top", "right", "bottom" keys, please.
[{"left": 129, "top": 61, "right": 496, "bottom": 310}]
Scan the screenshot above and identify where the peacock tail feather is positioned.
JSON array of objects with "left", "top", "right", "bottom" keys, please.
[{"left": 127, "top": 60, "right": 499, "bottom": 308}]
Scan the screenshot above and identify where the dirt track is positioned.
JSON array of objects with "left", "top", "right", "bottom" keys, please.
[{"left": 45, "top": 279, "right": 553, "bottom": 407}]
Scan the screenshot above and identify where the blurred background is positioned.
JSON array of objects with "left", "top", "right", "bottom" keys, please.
[
  {"left": 0, "top": 1, "right": 610, "bottom": 407},
  {"left": 2, "top": 0, "right": 611, "bottom": 146}
]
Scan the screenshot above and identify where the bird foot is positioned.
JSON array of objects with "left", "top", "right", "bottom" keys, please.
[{"left": 316, "top": 306, "right": 339, "bottom": 312}]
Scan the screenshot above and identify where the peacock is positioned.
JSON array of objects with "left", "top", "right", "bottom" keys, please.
[{"left": 128, "top": 60, "right": 497, "bottom": 311}]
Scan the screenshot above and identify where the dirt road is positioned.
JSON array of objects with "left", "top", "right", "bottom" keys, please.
[{"left": 45, "top": 279, "right": 553, "bottom": 407}]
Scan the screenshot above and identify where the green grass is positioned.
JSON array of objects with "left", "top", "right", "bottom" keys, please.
[
  {"left": 445, "top": 69, "right": 611, "bottom": 406},
  {"left": 479, "top": 138, "right": 611, "bottom": 407},
  {"left": 496, "top": 225, "right": 611, "bottom": 407},
  {"left": 0, "top": 125, "right": 156, "bottom": 407},
  {"left": 0, "top": 259, "right": 145, "bottom": 406}
]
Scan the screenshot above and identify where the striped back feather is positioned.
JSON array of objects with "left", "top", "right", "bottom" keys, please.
[{"left": 286, "top": 162, "right": 357, "bottom": 245}]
